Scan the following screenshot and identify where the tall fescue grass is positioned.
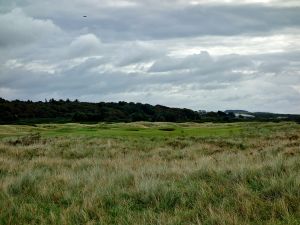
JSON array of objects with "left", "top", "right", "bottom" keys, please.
[{"left": 0, "top": 122, "right": 299, "bottom": 224}]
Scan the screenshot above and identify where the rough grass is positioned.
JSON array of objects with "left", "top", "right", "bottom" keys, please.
[{"left": 0, "top": 122, "right": 300, "bottom": 225}]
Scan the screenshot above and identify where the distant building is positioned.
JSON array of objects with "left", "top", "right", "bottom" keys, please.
[{"left": 234, "top": 113, "right": 255, "bottom": 118}]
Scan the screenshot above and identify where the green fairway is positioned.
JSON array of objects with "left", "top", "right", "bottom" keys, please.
[
  {"left": 0, "top": 122, "right": 244, "bottom": 139},
  {"left": 0, "top": 122, "right": 300, "bottom": 225}
]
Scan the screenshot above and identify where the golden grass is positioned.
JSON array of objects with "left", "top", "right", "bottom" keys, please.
[{"left": 0, "top": 122, "right": 300, "bottom": 225}]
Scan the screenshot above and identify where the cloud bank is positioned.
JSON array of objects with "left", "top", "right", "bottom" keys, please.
[{"left": 0, "top": 0, "right": 300, "bottom": 113}]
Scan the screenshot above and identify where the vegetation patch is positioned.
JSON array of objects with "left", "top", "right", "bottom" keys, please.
[
  {"left": 125, "top": 128, "right": 140, "bottom": 131},
  {"left": 158, "top": 127, "right": 176, "bottom": 131},
  {"left": 7, "top": 133, "right": 41, "bottom": 146}
]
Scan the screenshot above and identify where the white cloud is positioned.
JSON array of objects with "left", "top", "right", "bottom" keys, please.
[
  {"left": 68, "top": 33, "right": 102, "bottom": 57},
  {"left": 0, "top": 8, "right": 62, "bottom": 47},
  {"left": 5, "top": 59, "right": 57, "bottom": 74}
]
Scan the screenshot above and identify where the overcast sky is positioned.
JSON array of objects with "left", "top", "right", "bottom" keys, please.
[{"left": 1, "top": 0, "right": 300, "bottom": 113}]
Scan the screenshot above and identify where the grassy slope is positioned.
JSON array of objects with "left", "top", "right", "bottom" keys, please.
[{"left": 0, "top": 122, "right": 299, "bottom": 225}]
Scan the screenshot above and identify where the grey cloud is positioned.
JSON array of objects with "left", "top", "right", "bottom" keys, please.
[
  {"left": 113, "top": 42, "right": 165, "bottom": 67},
  {"left": 149, "top": 51, "right": 212, "bottom": 72},
  {"left": 4, "top": 1, "right": 300, "bottom": 41},
  {"left": 149, "top": 52, "right": 254, "bottom": 77},
  {"left": 2, "top": 51, "right": 296, "bottom": 98},
  {"left": 39, "top": 4, "right": 300, "bottom": 41}
]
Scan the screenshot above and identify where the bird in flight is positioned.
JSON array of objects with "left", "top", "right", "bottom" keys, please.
[{"left": 83, "top": 16, "right": 87, "bottom": 17}]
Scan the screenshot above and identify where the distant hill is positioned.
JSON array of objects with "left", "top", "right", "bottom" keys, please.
[{"left": 226, "top": 109, "right": 300, "bottom": 121}]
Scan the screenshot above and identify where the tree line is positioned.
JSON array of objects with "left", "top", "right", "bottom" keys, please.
[{"left": 0, "top": 98, "right": 299, "bottom": 124}]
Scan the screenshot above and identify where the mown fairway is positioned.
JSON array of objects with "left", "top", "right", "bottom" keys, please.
[{"left": 0, "top": 122, "right": 300, "bottom": 225}]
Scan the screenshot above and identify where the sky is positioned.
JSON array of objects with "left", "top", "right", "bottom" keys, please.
[{"left": 0, "top": 0, "right": 300, "bottom": 113}]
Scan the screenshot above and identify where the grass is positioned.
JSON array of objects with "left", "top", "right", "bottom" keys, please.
[
  {"left": 0, "top": 122, "right": 299, "bottom": 225},
  {"left": 0, "top": 122, "right": 243, "bottom": 139}
]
